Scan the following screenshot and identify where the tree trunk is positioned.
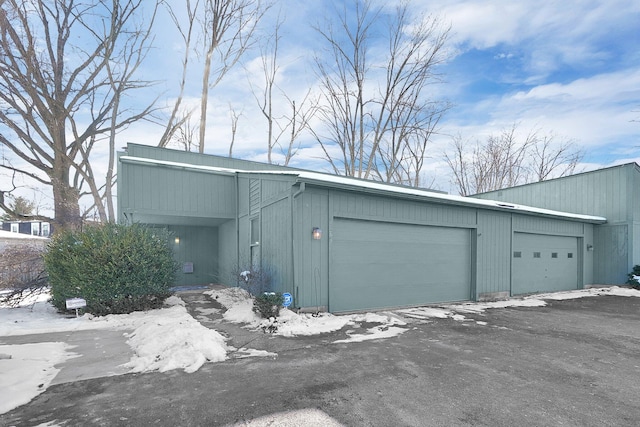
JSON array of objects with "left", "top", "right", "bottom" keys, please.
[{"left": 51, "top": 157, "right": 81, "bottom": 233}]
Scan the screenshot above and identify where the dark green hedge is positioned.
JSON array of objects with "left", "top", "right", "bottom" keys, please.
[{"left": 44, "top": 223, "right": 178, "bottom": 315}]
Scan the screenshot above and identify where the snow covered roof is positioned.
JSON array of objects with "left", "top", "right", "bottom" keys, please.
[{"left": 120, "top": 155, "right": 607, "bottom": 224}]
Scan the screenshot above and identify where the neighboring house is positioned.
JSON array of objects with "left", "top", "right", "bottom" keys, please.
[
  {"left": 474, "top": 163, "right": 640, "bottom": 285},
  {"left": 118, "top": 144, "right": 605, "bottom": 313},
  {"left": 0, "top": 229, "right": 48, "bottom": 252},
  {"left": 1, "top": 220, "right": 51, "bottom": 237}
]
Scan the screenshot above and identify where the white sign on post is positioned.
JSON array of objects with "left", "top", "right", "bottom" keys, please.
[{"left": 66, "top": 298, "right": 87, "bottom": 317}]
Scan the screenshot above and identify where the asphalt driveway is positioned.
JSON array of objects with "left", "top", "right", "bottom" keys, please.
[{"left": 2, "top": 294, "right": 640, "bottom": 426}]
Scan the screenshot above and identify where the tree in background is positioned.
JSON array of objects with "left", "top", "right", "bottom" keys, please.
[
  {"left": 158, "top": 0, "right": 267, "bottom": 153},
  {"left": 444, "top": 124, "right": 584, "bottom": 196},
  {"left": 0, "top": 0, "right": 157, "bottom": 231},
  {"left": 1, "top": 195, "right": 34, "bottom": 221},
  {"left": 248, "top": 14, "right": 318, "bottom": 165},
  {"left": 312, "top": 0, "right": 450, "bottom": 185}
]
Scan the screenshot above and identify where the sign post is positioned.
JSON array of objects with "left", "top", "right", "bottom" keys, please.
[{"left": 65, "top": 298, "right": 87, "bottom": 318}]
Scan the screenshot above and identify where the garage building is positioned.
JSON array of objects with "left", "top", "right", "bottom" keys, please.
[
  {"left": 118, "top": 144, "right": 605, "bottom": 313},
  {"left": 474, "top": 163, "right": 640, "bottom": 285}
]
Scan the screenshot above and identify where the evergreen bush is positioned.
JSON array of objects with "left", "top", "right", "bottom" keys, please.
[
  {"left": 253, "top": 292, "right": 284, "bottom": 318},
  {"left": 627, "top": 265, "right": 640, "bottom": 289},
  {"left": 44, "top": 223, "right": 178, "bottom": 315}
]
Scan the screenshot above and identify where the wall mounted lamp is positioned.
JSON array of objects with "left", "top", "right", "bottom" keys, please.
[
  {"left": 587, "top": 244, "right": 594, "bottom": 251},
  {"left": 312, "top": 227, "right": 322, "bottom": 240},
  {"left": 174, "top": 237, "right": 180, "bottom": 245}
]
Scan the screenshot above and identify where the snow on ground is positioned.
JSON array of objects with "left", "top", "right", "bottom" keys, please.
[
  {"left": 2, "top": 285, "right": 640, "bottom": 415},
  {"left": 206, "top": 288, "right": 408, "bottom": 340},
  {"left": 0, "top": 342, "right": 74, "bottom": 415}
]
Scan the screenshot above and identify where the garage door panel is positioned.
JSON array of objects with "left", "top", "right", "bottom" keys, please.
[
  {"left": 512, "top": 233, "right": 578, "bottom": 295},
  {"left": 330, "top": 219, "right": 471, "bottom": 312}
]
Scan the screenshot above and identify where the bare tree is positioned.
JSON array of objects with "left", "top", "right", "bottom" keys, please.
[
  {"left": 248, "top": 15, "right": 318, "bottom": 165},
  {"left": 158, "top": 0, "right": 200, "bottom": 148},
  {"left": 197, "top": 0, "right": 266, "bottom": 154},
  {"left": 530, "top": 133, "right": 583, "bottom": 181},
  {"left": 313, "top": 0, "right": 450, "bottom": 184},
  {"left": 228, "top": 104, "right": 241, "bottom": 157},
  {"left": 444, "top": 124, "right": 584, "bottom": 196},
  {"left": 0, "top": 0, "right": 157, "bottom": 231}
]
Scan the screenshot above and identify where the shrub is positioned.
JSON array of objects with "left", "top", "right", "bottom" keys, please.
[
  {"left": 627, "top": 265, "right": 640, "bottom": 289},
  {"left": 253, "top": 292, "right": 283, "bottom": 318},
  {"left": 44, "top": 223, "right": 178, "bottom": 315}
]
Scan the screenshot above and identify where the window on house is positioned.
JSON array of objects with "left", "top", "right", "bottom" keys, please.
[
  {"left": 568, "top": 253, "right": 573, "bottom": 258},
  {"left": 250, "top": 217, "right": 259, "bottom": 245},
  {"left": 513, "top": 251, "right": 522, "bottom": 258},
  {"left": 31, "top": 223, "right": 40, "bottom": 236},
  {"left": 533, "top": 252, "right": 541, "bottom": 258},
  {"left": 10, "top": 223, "right": 18, "bottom": 233},
  {"left": 551, "top": 252, "right": 558, "bottom": 258},
  {"left": 42, "top": 223, "right": 50, "bottom": 237}
]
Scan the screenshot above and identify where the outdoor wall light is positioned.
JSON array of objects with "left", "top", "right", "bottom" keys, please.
[
  {"left": 312, "top": 227, "right": 322, "bottom": 240},
  {"left": 174, "top": 237, "right": 180, "bottom": 245},
  {"left": 587, "top": 244, "right": 594, "bottom": 251}
]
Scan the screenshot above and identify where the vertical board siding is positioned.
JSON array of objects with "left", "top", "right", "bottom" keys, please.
[
  {"left": 119, "top": 163, "right": 236, "bottom": 219},
  {"left": 261, "top": 179, "right": 292, "bottom": 202},
  {"left": 260, "top": 198, "right": 293, "bottom": 294},
  {"left": 513, "top": 216, "right": 583, "bottom": 235},
  {"left": 294, "top": 189, "right": 330, "bottom": 309},
  {"left": 169, "top": 225, "right": 218, "bottom": 286},
  {"left": 475, "top": 164, "right": 632, "bottom": 222},
  {"left": 218, "top": 219, "right": 237, "bottom": 286},
  {"left": 476, "top": 211, "right": 512, "bottom": 296},
  {"left": 330, "top": 190, "right": 476, "bottom": 227},
  {"left": 249, "top": 179, "right": 261, "bottom": 215},
  {"left": 594, "top": 224, "right": 629, "bottom": 284}
]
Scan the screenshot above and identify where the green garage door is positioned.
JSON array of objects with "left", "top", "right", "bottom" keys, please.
[
  {"left": 512, "top": 233, "right": 578, "bottom": 295},
  {"left": 330, "top": 219, "right": 472, "bottom": 312}
]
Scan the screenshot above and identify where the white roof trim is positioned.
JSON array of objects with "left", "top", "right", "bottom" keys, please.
[{"left": 120, "top": 156, "right": 607, "bottom": 223}]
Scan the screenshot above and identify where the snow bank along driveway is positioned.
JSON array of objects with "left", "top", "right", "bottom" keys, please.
[{"left": 1, "top": 285, "right": 639, "bottom": 415}]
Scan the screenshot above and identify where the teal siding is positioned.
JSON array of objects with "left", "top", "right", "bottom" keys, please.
[
  {"left": 594, "top": 224, "right": 628, "bottom": 284},
  {"left": 330, "top": 190, "right": 476, "bottom": 227},
  {"left": 475, "top": 163, "right": 640, "bottom": 284},
  {"left": 119, "top": 162, "right": 235, "bottom": 221},
  {"left": 294, "top": 188, "right": 330, "bottom": 309},
  {"left": 218, "top": 219, "right": 237, "bottom": 286},
  {"left": 261, "top": 197, "right": 293, "bottom": 294},
  {"left": 476, "top": 211, "right": 512, "bottom": 298},
  {"left": 169, "top": 225, "right": 218, "bottom": 286},
  {"left": 513, "top": 216, "right": 584, "bottom": 236}
]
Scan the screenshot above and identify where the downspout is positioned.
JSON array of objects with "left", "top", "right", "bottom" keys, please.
[
  {"left": 235, "top": 173, "right": 240, "bottom": 286},
  {"left": 291, "top": 182, "right": 306, "bottom": 309}
]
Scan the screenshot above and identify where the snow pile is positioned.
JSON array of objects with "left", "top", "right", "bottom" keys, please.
[
  {"left": 206, "top": 287, "right": 262, "bottom": 325},
  {"left": 399, "top": 286, "right": 640, "bottom": 322},
  {"left": 123, "top": 305, "right": 228, "bottom": 374},
  {"left": 0, "top": 342, "right": 73, "bottom": 414},
  {"left": 532, "top": 285, "right": 640, "bottom": 300},
  {"left": 207, "top": 287, "right": 409, "bottom": 340}
]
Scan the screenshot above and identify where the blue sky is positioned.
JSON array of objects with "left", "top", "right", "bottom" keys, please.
[{"left": 1, "top": 0, "right": 639, "bottom": 214}]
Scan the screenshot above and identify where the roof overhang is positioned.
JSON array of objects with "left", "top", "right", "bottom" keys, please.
[{"left": 119, "top": 155, "right": 607, "bottom": 225}]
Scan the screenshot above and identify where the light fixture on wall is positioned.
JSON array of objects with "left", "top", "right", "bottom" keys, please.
[
  {"left": 174, "top": 236, "right": 180, "bottom": 245},
  {"left": 587, "top": 244, "right": 594, "bottom": 251},
  {"left": 312, "top": 227, "right": 322, "bottom": 240}
]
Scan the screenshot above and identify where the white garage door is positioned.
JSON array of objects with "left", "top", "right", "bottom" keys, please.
[
  {"left": 512, "top": 233, "right": 578, "bottom": 295},
  {"left": 330, "top": 219, "right": 472, "bottom": 312}
]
